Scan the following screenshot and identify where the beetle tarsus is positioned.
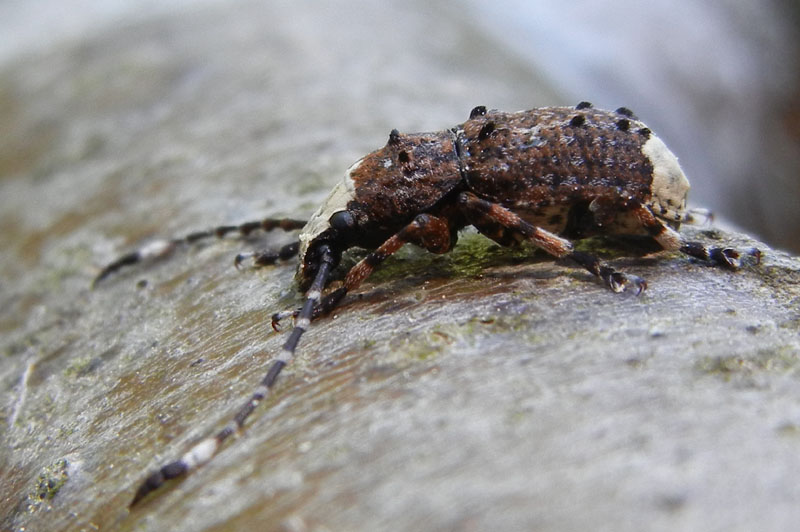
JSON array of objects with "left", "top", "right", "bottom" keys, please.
[
  {"left": 679, "top": 242, "right": 760, "bottom": 270},
  {"left": 603, "top": 270, "right": 647, "bottom": 294}
]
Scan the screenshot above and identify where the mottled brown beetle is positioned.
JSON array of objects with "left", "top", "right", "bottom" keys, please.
[{"left": 95, "top": 103, "right": 759, "bottom": 505}]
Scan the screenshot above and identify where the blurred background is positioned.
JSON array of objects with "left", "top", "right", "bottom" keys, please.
[
  {"left": 1, "top": 0, "right": 798, "bottom": 251},
  {"left": 1, "top": 2, "right": 798, "bottom": 529}
]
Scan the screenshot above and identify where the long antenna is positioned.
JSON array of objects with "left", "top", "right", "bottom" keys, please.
[{"left": 131, "top": 245, "right": 335, "bottom": 506}]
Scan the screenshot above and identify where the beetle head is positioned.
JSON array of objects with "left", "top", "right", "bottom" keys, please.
[{"left": 296, "top": 128, "right": 463, "bottom": 290}]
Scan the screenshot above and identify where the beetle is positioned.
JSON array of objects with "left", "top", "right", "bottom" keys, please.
[{"left": 94, "top": 103, "right": 758, "bottom": 505}]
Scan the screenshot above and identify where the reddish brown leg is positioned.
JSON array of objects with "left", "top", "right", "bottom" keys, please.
[
  {"left": 343, "top": 214, "right": 453, "bottom": 291},
  {"left": 457, "top": 192, "right": 646, "bottom": 293},
  {"left": 271, "top": 213, "right": 453, "bottom": 329},
  {"left": 629, "top": 202, "right": 760, "bottom": 269}
]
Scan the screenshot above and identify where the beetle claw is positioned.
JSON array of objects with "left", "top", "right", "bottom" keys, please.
[
  {"left": 606, "top": 272, "right": 626, "bottom": 293},
  {"left": 711, "top": 248, "right": 740, "bottom": 269},
  {"left": 234, "top": 252, "right": 252, "bottom": 269},
  {"left": 717, "top": 247, "right": 761, "bottom": 269},
  {"left": 627, "top": 275, "right": 648, "bottom": 295},
  {"left": 271, "top": 309, "right": 297, "bottom": 331}
]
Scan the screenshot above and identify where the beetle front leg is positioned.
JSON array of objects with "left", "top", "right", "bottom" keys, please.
[
  {"left": 272, "top": 213, "right": 454, "bottom": 330},
  {"left": 343, "top": 213, "right": 453, "bottom": 291},
  {"left": 458, "top": 192, "right": 647, "bottom": 294}
]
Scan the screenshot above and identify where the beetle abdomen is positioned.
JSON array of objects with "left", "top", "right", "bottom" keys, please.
[{"left": 457, "top": 106, "right": 688, "bottom": 224}]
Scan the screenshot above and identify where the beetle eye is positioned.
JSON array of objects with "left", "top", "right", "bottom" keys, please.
[{"left": 329, "top": 210, "right": 356, "bottom": 231}]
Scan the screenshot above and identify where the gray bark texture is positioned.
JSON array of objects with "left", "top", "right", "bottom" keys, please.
[{"left": 1, "top": 2, "right": 799, "bottom": 531}]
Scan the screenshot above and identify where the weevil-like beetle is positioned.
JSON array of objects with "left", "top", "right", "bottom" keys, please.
[{"left": 95, "top": 103, "right": 759, "bottom": 505}]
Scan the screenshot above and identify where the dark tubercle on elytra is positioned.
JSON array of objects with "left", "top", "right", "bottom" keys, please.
[
  {"left": 569, "top": 115, "right": 586, "bottom": 127},
  {"left": 477, "top": 121, "right": 496, "bottom": 141},
  {"left": 457, "top": 107, "right": 655, "bottom": 209},
  {"left": 615, "top": 107, "right": 636, "bottom": 118},
  {"left": 469, "top": 105, "right": 487, "bottom": 119}
]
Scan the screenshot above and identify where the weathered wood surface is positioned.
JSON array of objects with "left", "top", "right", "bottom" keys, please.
[{"left": 2, "top": 2, "right": 799, "bottom": 531}]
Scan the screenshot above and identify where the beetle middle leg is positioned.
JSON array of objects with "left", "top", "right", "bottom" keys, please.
[{"left": 457, "top": 192, "right": 647, "bottom": 293}]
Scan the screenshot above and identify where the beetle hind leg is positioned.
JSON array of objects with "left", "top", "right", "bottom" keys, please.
[
  {"left": 678, "top": 242, "right": 761, "bottom": 269},
  {"left": 631, "top": 203, "right": 761, "bottom": 269}
]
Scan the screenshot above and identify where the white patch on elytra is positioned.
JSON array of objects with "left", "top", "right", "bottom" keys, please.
[
  {"left": 642, "top": 135, "right": 690, "bottom": 222},
  {"left": 297, "top": 157, "right": 361, "bottom": 268}
]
